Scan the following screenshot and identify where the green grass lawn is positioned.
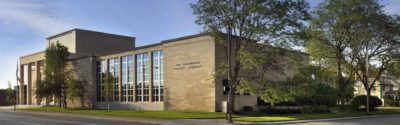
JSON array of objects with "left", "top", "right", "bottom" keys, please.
[
  {"left": 22, "top": 107, "right": 227, "bottom": 119},
  {"left": 234, "top": 107, "right": 400, "bottom": 122},
  {"left": 22, "top": 107, "right": 400, "bottom": 122}
]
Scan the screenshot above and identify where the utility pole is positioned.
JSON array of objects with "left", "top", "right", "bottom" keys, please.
[
  {"left": 226, "top": 26, "right": 233, "bottom": 123},
  {"left": 15, "top": 61, "right": 18, "bottom": 111},
  {"left": 366, "top": 42, "right": 370, "bottom": 114}
]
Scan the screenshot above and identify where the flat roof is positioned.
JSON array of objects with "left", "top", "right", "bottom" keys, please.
[
  {"left": 22, "top": 30, "right": 308, "bottom": 59},
  {"left": 19, "top": 51, "right": 45, "bottom": 59},
  {"left": 161, "top": 33, "right": 208, "bottom": 43},
  {"left": 46, "top": 28, "right": 135, "bottom": 40}
]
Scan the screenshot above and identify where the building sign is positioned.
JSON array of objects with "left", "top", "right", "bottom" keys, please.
[{"left": 174, "top": 61, "right": 202, "bottom": 70}]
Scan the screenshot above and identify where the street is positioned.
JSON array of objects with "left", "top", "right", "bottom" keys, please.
[
  {"left": 287, "top": 115, "right": 400, "bottom": 125},
  {"left": 0, "top": 111, "right": 150, "bottom": 125},
  {"left": 1, "top": 110, "right": 400, "bottom": 125}
]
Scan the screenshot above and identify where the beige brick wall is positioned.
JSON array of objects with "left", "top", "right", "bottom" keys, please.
[
  {"left": 75, "top": 29, "right": 135, "bottom": 55},
  {"left": 47, "top": 29, "right": 135, "bottom": 55},
  {"left": 67, "top": 56, "right": 97, "bottom": 108},
  {"left": 20, "top": 51, "right": 45, "bottom": 65},
  {"left": 48, "top": 31, "right": 76, "bottom": 53},
  {"left": 163, "top": 35, "right": 216, "bottom": 112},
  {"left": 214, "top": 40, "right": 309, "bottom": 111}
]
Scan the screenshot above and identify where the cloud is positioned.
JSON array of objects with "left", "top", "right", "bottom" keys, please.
[{"left": 0, "top": 0, "right": 74, "bottom": 36}]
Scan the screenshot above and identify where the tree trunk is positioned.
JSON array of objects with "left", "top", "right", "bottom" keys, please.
[
  {"left": 107, "top": 102, "right": 110, "bottom": 112},
  {"left": 366, "top": 89, "right": 370, "bottom": 114},
  {"left": 59, "top": 96, "right": 62, "bottom": 108},
  {"left": 63, "top": 98, "right": 67, "bottom": 109},
  {"left": 227, "top": 61, "right": 240, "bottom": 123},
  {"left": 339, "top": 79, "right": 345, "bottom": 110},
  {"left": 227, "top": 84, "right": 234, "bottom": 123},
  {"left": 337, "top": 53, "right": 346, "bottom": 111}
]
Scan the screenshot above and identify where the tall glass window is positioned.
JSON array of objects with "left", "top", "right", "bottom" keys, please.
[
  {"left": 127, "top": 56, "right": 134, "bottom": 102},
  {"left": 122, "top": 55, "right": 133, "bottom": 102},
  {"left": 108, "top": 58, "right": 119, "bottom": 102},
  {"left": 152, "top": 50, "right": 164, "bottom": 102},
  {"left": 96, "top": 60, "right": 107, "bottom": 102},
  {"left": 136, "top": 53, "right": 149, "bottom": 102},
  {"left": 122, "top": 56, "right": 127, "bottom": 102}
]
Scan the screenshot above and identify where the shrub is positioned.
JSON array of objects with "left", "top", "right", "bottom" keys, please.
[
  {"left": 310, "top": 105, "right": 331, "bottom": 113},
  {"left": 389, "top": 101, "right": 400, "bottom": 107},
  {"left": 293, "top": 83, "right": 338, "bottom": 106},
  {"left": 259, "top": 107, "right": 302, "bottom": 114},
  {"left": 352, "top": 95, "right": 383, "bottom": 111},
  {"left": 258, "top": 105, "right": 330, "bottom": 114},
  {"left": 242, "top": 106, "right": 253, "bottom": 112},
  {"left": 383, "top": 97, "right": 399, "bottom": 107}
]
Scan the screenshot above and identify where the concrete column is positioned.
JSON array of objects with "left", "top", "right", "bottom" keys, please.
[
  {"left": 132, "top": 54, "right": 136, "bottom": 102},
  {"left": 27, "top": 63, "right": 32, "bottom": 105},
  {"left": 118, "top": 56, "right": 122, "bottom": 102},
  {"left": 106, "top": 59, "right": 110, "bottom": 101},
  {"left": 19, "top": 64, "right": 24, "bottom": 105},
  {"left": 149, "top": 52, "right": 153, "bottom": 102},
  {"left": 35, "top": 61, "right": 41, "bottom": 105}
]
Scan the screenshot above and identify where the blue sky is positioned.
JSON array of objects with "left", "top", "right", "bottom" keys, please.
[{"left": 0, "top": 0, "right": 399, "bottom": 89}]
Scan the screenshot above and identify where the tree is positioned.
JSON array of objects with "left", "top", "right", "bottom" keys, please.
[
  {"left": 5, "top": 82, "right": 15, "bottom": 105},
  {"left": 67, "top": 77, "right": 85, "bottom": 109},
  {"left": 36, "top": 43, "right": 70, "bottom": 108},
  {"left": 349, "top": 2, "right": 400, "bottom": 113},
  {"left": 352, "top": 95, "right": 383, "bottom": 111},
  {"left": 306, "top": 0, "right": 376, "bottom": 110},
  {"left": 290, "top": 66, "right": 338, "bottom": 107},
  {"left": 191, "top": 0, "right": 309, "bottom": 123},
  {"left": 102, "top": 72, "right": 114, "bottom": 111}
]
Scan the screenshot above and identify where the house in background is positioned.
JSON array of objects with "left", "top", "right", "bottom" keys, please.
[{"left": 354, "top": 74, "right": 400, "bottom": 102}]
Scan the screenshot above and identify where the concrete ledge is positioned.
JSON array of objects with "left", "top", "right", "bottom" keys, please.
[{"left": 94, "top": 102, "right": 164, "bottom": 110}]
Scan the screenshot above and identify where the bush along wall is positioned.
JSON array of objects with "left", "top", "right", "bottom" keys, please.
[{"left": 352, "top": 95, "right": 383, "bottom": 111}]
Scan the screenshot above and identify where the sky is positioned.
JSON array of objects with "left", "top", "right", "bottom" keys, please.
[{"left": 0, "top": 0, "right": 399, "bottom": 89}]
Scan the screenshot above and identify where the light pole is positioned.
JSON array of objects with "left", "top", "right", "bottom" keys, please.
[
  {"left": 226, "top": 26, "right": 233, "bottom": 123},
  {"left": 365, "top": 42, "right": 370, "bottom": 114},
  {"left": 15, "top": 61, "right": 19, "bottom": 111}
]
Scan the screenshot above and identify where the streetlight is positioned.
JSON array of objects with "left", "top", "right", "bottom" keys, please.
[{"left": 15, "top": 61, "right": 19, "bottom": 111}]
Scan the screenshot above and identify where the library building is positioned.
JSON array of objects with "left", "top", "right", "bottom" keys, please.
[{"left": 18, "top": 28, "right": 307, "bottom": 112}]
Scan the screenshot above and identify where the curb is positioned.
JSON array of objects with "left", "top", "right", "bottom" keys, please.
[{"left": 235, "top": 114, "right": 400, "bottom": 125}]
